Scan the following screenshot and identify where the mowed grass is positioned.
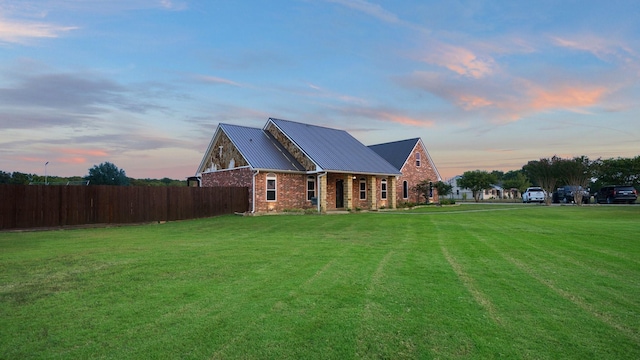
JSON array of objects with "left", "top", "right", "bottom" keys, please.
[{"left": 1, "top": 205, "right": 639, "bottom": 359}]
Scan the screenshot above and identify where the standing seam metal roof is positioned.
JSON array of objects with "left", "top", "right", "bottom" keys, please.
[
  {"left": 368, "top": 138, "right": 420, "bottom": 171},
  {"left": 220, "top": 123, "right": 305, "bottom": 171},
  {"left": 268, "top": 118, "right": 401, "bottom": 175}
]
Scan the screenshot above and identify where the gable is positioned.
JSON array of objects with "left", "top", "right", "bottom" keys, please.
[
  {"left": 197, "top": 123, "right": 305, "bottom": 174},
  {"left": 368, "top": 138, "right": 420, "bottom": 171}
]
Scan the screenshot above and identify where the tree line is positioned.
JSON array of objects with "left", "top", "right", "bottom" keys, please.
[
  {"left": 0, "top": 162, "right": 186, "bottom": 187},
  {"left": 456, "top": 155, "right": 640, "bottom": 204}
]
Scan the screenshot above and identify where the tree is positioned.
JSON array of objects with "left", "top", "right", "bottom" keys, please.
[
  {"left": 457, "top": 170, "right": 497, "bottom": 202},
  {"left": 85, "top": 162, "right": 130, "bottom": 186},
  {"left": 592, "top": 156, "right": 640, "bottom": 190},
  {"left": 10, "top": 172, "right": 31, "bottom": 185},
  {"left": 522, "top": 156, "right": 561, "bottom": 205},
  {"left": 413, "top": 179, "right": 435, "bottom": 203},
  {"left": 501, "top": 170, "right": 530, "bottom": 199},
  {"left": 556, "top": 156, "right": 592, "bottom": 205},
  {"left": 0, "top": 171, "right": 11, "bottom": 184},
  {"left": 434, "top": 181, "right": 453, "bottom": 199}
]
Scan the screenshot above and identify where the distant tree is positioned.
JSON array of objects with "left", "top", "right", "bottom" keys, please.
[
  {"left": 491, "top": 170, "right": 505, "bottom": 182},
  {"left": 0, "top": 171, "right": 11, "bottom": 184},
  {"left": 522, "top": 156, "right": 562, "bottom": 205},
  {"left": 85, "top": 162, "right": 129, "bottom": 186},
  {"left": 457, "top": 170, "right": 497, "bottom": 202},
  {"left": 10, "top": 172, "right": 31, "bottom": 185},
  {"left": 592, "top": 156, "right": 640, "bottom": 190},
  {"left": 556, "top": 156, "right": 592, "bottom": 205},
  {"left": 501, "top": 170, "right": 530, "bottom": 198}
]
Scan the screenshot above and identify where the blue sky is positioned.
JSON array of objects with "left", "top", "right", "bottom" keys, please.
[{"left": 1, "top": 0, "right": 639, "bottom": 180}]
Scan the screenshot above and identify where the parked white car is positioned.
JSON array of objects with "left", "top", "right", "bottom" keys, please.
[{"left": 523, "top": 187, "right": 546, "bottom": 203}]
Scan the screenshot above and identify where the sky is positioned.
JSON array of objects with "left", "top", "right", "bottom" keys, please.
[{"left": 1, "top": 0, "right": 639, "bottom": 180}]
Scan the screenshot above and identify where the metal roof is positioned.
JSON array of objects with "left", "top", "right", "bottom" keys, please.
[
  {"left": 268, "top": 118, "right": 401, "bottom": 175},
  {"left": 368, "top": 138, "right": 420, "bottom": 171},
  {"left": 220, "top": 123, "right": 305, "bottom": 171}
]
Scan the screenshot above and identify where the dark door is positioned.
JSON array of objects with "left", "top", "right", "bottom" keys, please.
[{"left": 336, "top": 179, "right": 344, "bottom": 208}]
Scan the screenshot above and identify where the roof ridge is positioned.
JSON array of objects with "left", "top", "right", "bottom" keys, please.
[
  {"left": 268, "top": 117, "right": 349, "bottom": 133},
  {"left": 369, "top": 137, "right": 420, "bottom": 147}
]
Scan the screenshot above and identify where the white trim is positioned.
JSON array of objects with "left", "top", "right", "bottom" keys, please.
[{"left": 266, "top": 172, "right": 277, "bottom": 202}]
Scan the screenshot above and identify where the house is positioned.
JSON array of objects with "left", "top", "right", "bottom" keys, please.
[
  {"left": 368, "top": 138, "right": 442, "bottom": 204},
  {"left": 446, "top": 176, "right": 518, "bottom": 200},
  {"left": 196, "top": 118, "right": 402, "bottom": 213},
  {"left": 446, "top": 176, "right": 473, "bottom": 200}
]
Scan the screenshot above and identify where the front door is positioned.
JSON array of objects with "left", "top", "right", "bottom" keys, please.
[{"left": 336, "top": 179, "right": 344, "bottom": 208}]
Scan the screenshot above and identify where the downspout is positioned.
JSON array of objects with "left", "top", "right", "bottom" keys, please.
[
  {"left": 317, "top": 172, "right": 327, "bottom": 213},
  {"left": 252, "top": 170, "right": 259, "bottom": 214}
]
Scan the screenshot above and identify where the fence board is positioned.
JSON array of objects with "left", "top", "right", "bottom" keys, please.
[{"left": 0, "top": 185, "right": 249, "bottom": 230}]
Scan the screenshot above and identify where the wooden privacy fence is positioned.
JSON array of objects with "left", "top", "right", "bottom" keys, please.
[{"left": 0, "top": 185, "right": 249, "bottom": 230}]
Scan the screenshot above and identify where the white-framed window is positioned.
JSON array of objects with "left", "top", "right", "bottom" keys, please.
[
  {"left": 381, "top": 179, "right": 387, "bottom": 200},
  {"left": 359, "top": 178, "right": 366, "bottom": 200},
  {"left": 415, "top": 152, "right": 421, "bottom": 167},
  {"left": 307, "top": 176, "right": 316, "bottom": 201},
  {"left": 403, "top": 180, "right": 409, "bottom": 199},
  {"left": 266, "top": 173, "right": 276, "bottom": 201}
]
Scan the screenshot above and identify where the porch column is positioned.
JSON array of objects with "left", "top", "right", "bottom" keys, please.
[
  {"left": 389, "top": 177, "right": 397, "bottom": 209},
  {"left": 319, "top": 173, "right": 327, "bottom": 213},
  {"left": 344, "top": 174, "right": 353, "bottom": 210},
  {"left": 368, "top": 176, "right": 377, "bottom": 210}
]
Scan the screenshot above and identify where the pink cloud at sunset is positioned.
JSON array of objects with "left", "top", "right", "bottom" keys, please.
[
  {"left": 57, "top": 157, "right": 87, "bottom": 164},
  {"left": 528, "top": 86, "right": 606, "bottom": 112},
  {"left": 421, "top": 43, "right": 495, "bottom": 79},
  {"left": 59, "top": 149, "right": 109, "bottom": 157}
]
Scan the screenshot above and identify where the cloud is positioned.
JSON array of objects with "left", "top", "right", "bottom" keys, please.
[
  {"left": 193, "top": 75, "right": 244, "bottom": 87},
  {"left": 60, "top": 148, "right": 110, "bottom": 157},
  {"left": 0, "top": 18, "right": 77, "bottom": 43},
  {"left": 0, "top": 69, "right": 170, "bottom": 123},
  {"left": 398, "top": 70, "right": 610, "bottom": 124},
  {"left": 550, "top": 35, "right": 639, "bottom": 65},
  {"left": 333, "top": 105, "right": 435, "bottom": 128},
  {"left": 528, "top": 85, "right": 606, "bottom": 112},
  {"left": 419, "top": 42, "right": 496, "bottom": 79},
  {"left": 326, "top": 0, "right": 399, "bottom": 23}
]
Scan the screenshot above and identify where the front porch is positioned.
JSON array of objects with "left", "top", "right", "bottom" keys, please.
[{"left": 317, "top": 173, "right": 396, "bottom": 212}]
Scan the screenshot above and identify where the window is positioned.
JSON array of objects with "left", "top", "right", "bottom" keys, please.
[
  {"left": 403, "top": 181, "right": 408, "bottom": 199},
  {"left": 415, "top": 152, "right": 421, "bottom": 167},
  {"left": 307, "top": 176, "right": 316, "bottom": 200},
  {"left": 359, "top": 178, "right": 366, "bottom": 200},
  {"left": 381, "top": 179, "right": 387, "bottom": 200},
  {"left": 228, "top": 158, "right": 235, "bottom": 169},
  {"left": 266, "top": 173, "right": 276, "bottom": 201}
]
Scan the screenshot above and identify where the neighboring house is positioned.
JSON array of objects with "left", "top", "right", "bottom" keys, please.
[
  {"left": 447, "top": 176, "right": 519, "bottom": 200},
  {"left": 196, "top": 118, "right": 402, "bottom": 213},
  {"left": 446, "top": 176, "right": 474, "bottom": 200},
  {"left": 368, "top": 138, "right": 442, "bottom": 204}
]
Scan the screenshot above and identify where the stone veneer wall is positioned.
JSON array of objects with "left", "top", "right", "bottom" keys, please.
[
  {"left": 201, "top": 131, "right": 248, "bottom": 172},
  {"left": 265, "top": 123, "right": 316, "bottom": 171},
  {"left": 398, "top": 143, "right": 439, "bottom": 204}
]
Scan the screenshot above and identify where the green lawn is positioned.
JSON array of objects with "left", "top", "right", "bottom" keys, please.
[{"left": 1, "top": 205, "right": 639, "bottom": 359}]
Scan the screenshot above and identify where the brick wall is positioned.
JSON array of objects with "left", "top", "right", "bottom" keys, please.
[
  {"left": 398, "top": 143, "right": 440, "bottom": 203},
  {"left": 254, "top": 172, "right": 313, "bottom": 212},
  {"left": 201, "top": 167, "right": 253, "bottom": 210}
]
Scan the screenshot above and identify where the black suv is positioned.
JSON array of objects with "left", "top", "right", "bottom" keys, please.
[
  {"left": 595, "top": 185, "right": 638, "bottom": 204},
  {"left": 552, "top": 185, "right": 590, "bottom": 204}
]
